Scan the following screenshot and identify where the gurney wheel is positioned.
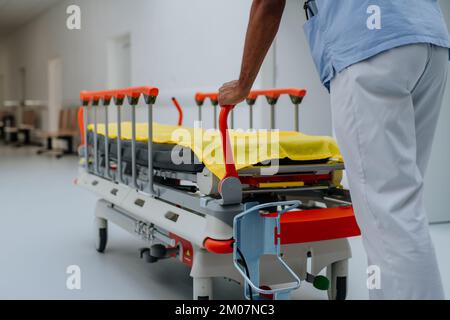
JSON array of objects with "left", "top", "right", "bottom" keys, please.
[
  {"left": 96, "top": 228, "right": 107, "bottom": 253},
  {"left": 193, "top": 277, "right": 213, "bottom": 300},
  {"left": 94, "top": 217, "right": 108, "bottom": 253},
  {"left": 326, "top": 260, "right": 348, "bottom": 300}
]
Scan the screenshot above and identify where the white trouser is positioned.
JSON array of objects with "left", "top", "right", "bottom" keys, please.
[{"left": 331, "top": 43, "right": 447, "bottom": 300}]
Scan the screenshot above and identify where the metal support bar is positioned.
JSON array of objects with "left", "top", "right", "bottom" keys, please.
[
  {"left": 116, "top": 104, "right": 125, "bottom": 184},
  {"left": 131, "top": 104, "right": 139, "bottom": 190},
  {"left": 104, "top": 103, "right": 111, "bottom": 179},
  {"left": 213, "top": 105, "right": 217, "bottom": 129},
  {"left": 270, "top": 104, "right": 275, "bottom": 130},
  {"left": 93, "top": 103, "right": 99, "bottom": 174},
  {"left": 230, "top": 109, "right": 234, "bottom": 129},
  {"left": 83, "top": 105, "right": 89, "bottom": 172},
  {"left": 147, "top": 102, "right": 157, "bottom": 196},
  {"left": 198, "top": 106, "right": 202, "bottom": 123},
  {"left": 249, "top": 105, "right": 253, "bottom": 129},
  {"left": 294, "top": 103, "right": 299, "bottom": 132}
]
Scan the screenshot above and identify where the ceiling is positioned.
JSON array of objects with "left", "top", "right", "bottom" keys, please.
[{"left": 0, "top": 0, "right": 61, "bottom": 37}]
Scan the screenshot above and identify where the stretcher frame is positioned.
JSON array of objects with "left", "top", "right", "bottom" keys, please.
[{"left": 76, "top": 85, "right": 361, "bottom": 300}]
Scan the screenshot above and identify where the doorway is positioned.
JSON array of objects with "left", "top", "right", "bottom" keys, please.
[
  {"left": 0, "top": 74, "right": 4, "bottom": 107},
  {"left": 107, "top": 33, "right": 131, "bottom": 89},
  {"left": 48, "top": 58, "right": 62, "bottom": 133}
]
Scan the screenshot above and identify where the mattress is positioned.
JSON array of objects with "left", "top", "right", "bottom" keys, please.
[
  {"left": 87, "top": 122, "right": 343, "bottom": 178},
  {"left": 89, "top": 132, "right": 333, "bottom": 175},
  {"left": 90, "top": 132, "right": 204, "bottom": 173}
]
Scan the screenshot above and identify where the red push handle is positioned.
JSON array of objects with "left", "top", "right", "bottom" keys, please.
[
  {"left": 80, "top": 86, "right": 159, "bottom": 104},
  {"left": 77, "top": 107, "right": 85, "bottom": 146},
  {"left": 219, "top": 105, "right": 239, "bottom": 179}
]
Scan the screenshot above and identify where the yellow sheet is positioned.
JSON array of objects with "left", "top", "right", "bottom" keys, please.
[{"left": 88, "top": 122, "right": 342, "bottom": 179}]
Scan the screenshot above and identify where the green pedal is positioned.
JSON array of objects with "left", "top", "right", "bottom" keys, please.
[{"left": 313, "top": 275, "right": 330, "bottom": 291}]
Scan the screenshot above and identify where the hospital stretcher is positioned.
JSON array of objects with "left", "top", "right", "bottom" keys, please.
[{"left": 76, "top": 85, "right": 361, "bottom": 300}]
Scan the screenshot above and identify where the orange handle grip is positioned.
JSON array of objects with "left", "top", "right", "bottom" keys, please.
[
  {"left": 247, "top": 88, "right": 306, "bottom": 100},
  {"left": 194, "top": 88, "right": 306, "bottom": 106},
  {"left": 80, "top": 86, "right": 159, "bottom": 104},
  {"left": 195, "top": 92, "right": 219, "bottom": 106}
]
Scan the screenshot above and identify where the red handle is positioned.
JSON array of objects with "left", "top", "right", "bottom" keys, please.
[
  {"left": 171, "top": 97, "right": 184, "bottom": 126},
  {"left": 247, "top": 88, "right": 306, "bottom": 100},
  {"left": 77, "top": 107, "right": 85, "bottom": 146},
  {"left": 194, "top": 88, "right": 306, "bottom": 106},
  {"left": 80, "top": 86, "right": 159, "bottom": 104},
  {"left": 219, "top": 105, "right": 238, "bottom": 179},
  {"left": 195, "top": 92, "right": 219, "bottom": 106}
]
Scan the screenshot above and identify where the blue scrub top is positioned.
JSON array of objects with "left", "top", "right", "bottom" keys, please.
[{"left": 303, "top": 0, "right": 450, "bottom": 90}]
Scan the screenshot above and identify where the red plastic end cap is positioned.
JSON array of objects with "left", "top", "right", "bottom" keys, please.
[
  {"left": 203, "top": 238, "right": 234, "bottom": 254},
  {"left": 195, "top": 92, "right": 219, "bottom": 105},
  {"left": 287, "top": 88, "right": 307, "bottom": 98},
  {"left": 113, "top": 89, "right": 126, "bottom": 99},
  {"left": 80, "top": 91, "right": 90, "bottom": 103},
  {"left": 102, "top": 90, "right": 114, "bottom": 100},
  {"left": 125, "top": 87, "right": 141, "bottom": 99},
  {"left": 141, "top": 86, "right": 159, "bottom": 98},
  {"left": 194, "top": 92, "right": 206, "bottom": 105},
  {"left": 124, "top": 86, "right": 159, "bottom": 99}
]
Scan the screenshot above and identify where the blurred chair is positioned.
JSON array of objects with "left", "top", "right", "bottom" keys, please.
[
  {"left": 37, "top": 108, "right": 79, "bottom": 158},
  {"left": 3, "top": 109, "right": 37, "bottom": 146},
  {"left": 0, "top": 111, "right": 14, "bottom": 141}
]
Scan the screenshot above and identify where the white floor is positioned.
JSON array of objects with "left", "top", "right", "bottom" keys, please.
[{"left": 0, "top": 144, "right": 449, "bottom": 300}]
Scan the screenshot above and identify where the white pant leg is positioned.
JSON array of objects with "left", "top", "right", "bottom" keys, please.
[
  {"left": 411, "top": 45, "right": 448, "bottom": 177},
  {"left": 330, "top": 44, "right": 445, "bottom": 300}
]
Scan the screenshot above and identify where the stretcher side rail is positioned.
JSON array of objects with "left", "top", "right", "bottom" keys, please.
[
  {"left": 80, "top": 86, "right": 340, "bottom": 207},
  {"left": 194, "top": 88, "right": 309, "bottom": 205},
  {"left": 195, "top": 88, "right": 307, "bottom": 130},
  {"left": 80, "top": 86, "right": 160, "bottom": 196}
]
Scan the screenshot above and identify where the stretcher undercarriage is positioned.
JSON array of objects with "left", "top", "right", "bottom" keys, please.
[{"left": 76, "top": 86, "right": 361, "bottom": 300}]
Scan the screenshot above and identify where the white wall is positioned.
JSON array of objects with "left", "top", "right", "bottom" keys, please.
[
  {"left": 273, "top": 0, "right": 331, "bottom": 136},
  {"left": 0, "top": 0, "right": 333, "bottom": 133},
  {"left": 0, "top": 0, "right": 253, "bottom": 129},
  {"left": 0, "top": 0, "right": 330, "bottom": 134}
]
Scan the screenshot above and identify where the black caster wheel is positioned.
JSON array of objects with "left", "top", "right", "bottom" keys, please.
[
  {"left": 334, "top": 276, "right": 347, "bottom": 300},
  {"left": 139, "top": 248, "right": 158, "bottom": 263},
  {"left": 327, "top": 261, "right": 348, "bottom": 300},
  {"left": 96, "top": 228, "right": 107, "bottom": 253},
  {"left": 196, "top": 296, "right": 210, "bottom": 300}
]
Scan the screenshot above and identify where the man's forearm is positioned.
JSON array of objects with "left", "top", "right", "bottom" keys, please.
[
  {"left": 218, "top": 0, "right": 285, "bottom": 105},
  {"left": 239, "top": 0, "right": 286, "bottom": 90}
]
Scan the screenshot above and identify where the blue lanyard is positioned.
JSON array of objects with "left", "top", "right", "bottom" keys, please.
[{"left": 304, "top": 0, "right": 318, "bottom": 20}]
